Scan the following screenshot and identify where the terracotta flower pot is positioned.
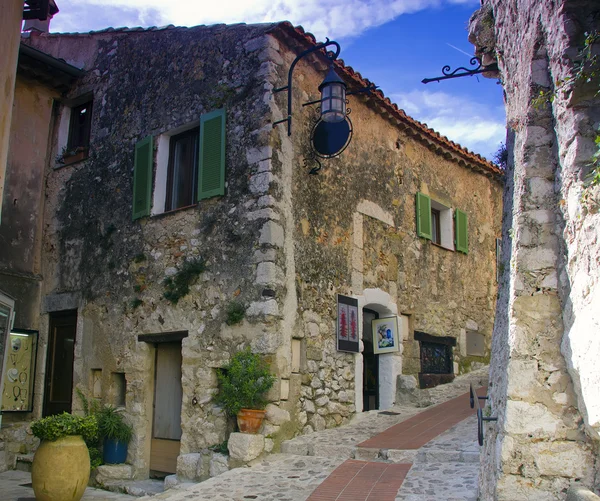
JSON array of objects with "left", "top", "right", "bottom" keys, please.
[
  {"left": 237, "top": 408, "right": 266, "bottom": 434},
  {"left": 32, "top": 435, "right": 90, "bottom": 501}
]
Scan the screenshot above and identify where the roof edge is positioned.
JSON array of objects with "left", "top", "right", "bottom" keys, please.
[{"left": 268, "top": 21, "right": 503, "bottom": 181}]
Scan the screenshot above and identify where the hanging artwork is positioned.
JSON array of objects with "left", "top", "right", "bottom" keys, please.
[
  {"left": 337, "top": 295, "right": 359, "bottom": 353},
  {"left": 372, "top": 317, "right": 400, "bottom": 354},
  {"left": 2, "top": 329, "right": 38, "bottom": 412}
]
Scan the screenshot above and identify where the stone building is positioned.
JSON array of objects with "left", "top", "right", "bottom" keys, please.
[
  {"left": 469, "top": 1, "right": 600, "bottom": 499},
  {"left": 0, "top": 21, "right": 502, "bottom": 479}
]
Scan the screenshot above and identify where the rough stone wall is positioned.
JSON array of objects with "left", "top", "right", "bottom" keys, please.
[
  {"left": 469, "top": 1, "right": 600, "bottom": 499},
  {"left": 25, "top": 25, "right": 295, "bottom": 477},
  {"left": 270, "top": 31, "right": 503, "bottom": 430}
]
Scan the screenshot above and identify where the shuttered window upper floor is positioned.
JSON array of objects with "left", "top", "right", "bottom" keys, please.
[{"left": 132, "top": 108, "right": 226, "bottom": 220}]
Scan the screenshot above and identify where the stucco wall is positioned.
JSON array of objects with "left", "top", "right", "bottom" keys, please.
[
  {"left": 0, "top": 77, "right": 56, "bottom": 332},
  {"left": 0, "top": 0, "right": 22, "bottom": 223},
  {"left": 469, "top": 1, "right": 600, "bottom": 499}
]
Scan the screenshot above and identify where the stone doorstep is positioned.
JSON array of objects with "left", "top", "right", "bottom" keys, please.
[
  {"left": 101, "top": 479, "right": 164, "bottom": 498},
  {"left": 15, "top": 453, "right": 34, "bottom": 473}
]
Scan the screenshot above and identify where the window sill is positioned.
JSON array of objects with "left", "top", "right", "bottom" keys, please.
[
  {"left": 151, "top": 203, "right": 199, "bottom": 219},
  {"left": 54, "top": 152, "right": 89, "bottom": 169},
  {"left": 431, "top": 241, "right": 455, "bottom": 252}
]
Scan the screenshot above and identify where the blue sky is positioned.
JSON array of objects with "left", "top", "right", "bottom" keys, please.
[{"left": 48, "top": 0, "right": 506, "bottom": 159}]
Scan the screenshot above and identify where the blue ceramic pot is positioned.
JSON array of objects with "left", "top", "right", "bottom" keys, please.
[{"left": 103, "top": 437, "right": 128, "bottom": 464}]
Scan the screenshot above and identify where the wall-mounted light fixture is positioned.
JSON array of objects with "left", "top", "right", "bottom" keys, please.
[
  {"left": 273, "top": 38, "right": 376, "bottom": 173},
  {"left": 273, "top": 38, "right": 343, "bottom": 136}
]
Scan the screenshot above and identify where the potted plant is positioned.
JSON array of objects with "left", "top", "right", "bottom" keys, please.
[
  {"left": 215, "top": 348, "right": 276, "bottom": 434},
  {"left": 30, "top": 412, "right": 98, "bottom": 501},
  {"left": 56, "top": 145, "right": 88, "bottom": 166},
  {"left": 97, "top": 405, "right": 133, "bottom": 464}
]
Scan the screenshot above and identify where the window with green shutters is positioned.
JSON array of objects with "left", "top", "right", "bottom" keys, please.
[
  {"left": 416, "top": 192, "right": 432, "bottom": 240},
  {"left": 132, "top": 135, "right": 153, "bottom": 220},
  {"left": 455, "top": 209, "right": 468, "bottom": 254},
  {"left": 198, "top": 108, "right": 226, "bottom": 200},
  {"left": 131, "top": 108, "right": 226, "bottom": 219},
  {"left": 415, "top": 192, "right": 468, "bottom": 253}
]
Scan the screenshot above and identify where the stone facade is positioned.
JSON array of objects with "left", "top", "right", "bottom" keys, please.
[
  {"left": 1, "top": 22, "right": 501, "bottom": 479},
  {"left": 469, "top": 1, "right": 600, "bottom": 499}
]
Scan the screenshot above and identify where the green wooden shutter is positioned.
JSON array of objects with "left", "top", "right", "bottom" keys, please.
[
  {"left": 416, "top": 192, "right": 432, "bottom": 240},
  {"left": 198, "top": 108, "right": 226, "bottom": 200},
  {"left": 455, "top": 209, "right": 468, "bottom": 254},
  {"left": 132, "top": 135, "right": 153, "bottom": 220}
]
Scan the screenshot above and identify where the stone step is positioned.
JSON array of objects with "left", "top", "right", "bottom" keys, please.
[
  {"left": 281, "top": 445, "right": 479, "bottom": 465},
  {"left": 15, "top": 454, "right": 34, "bottom": 473},
  {"left": 100, "top": 479, "right": 164, "bottom": 497}
]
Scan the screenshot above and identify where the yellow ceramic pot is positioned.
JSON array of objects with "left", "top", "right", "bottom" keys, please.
[{"left": 32, "top": 435, "right": 90, "bottom": 501}]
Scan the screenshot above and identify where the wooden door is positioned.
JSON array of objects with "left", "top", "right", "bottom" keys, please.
[
  {"left": 43, "top": 312, "right": 76, "bottom": 417},
  {"left": 150, "top": 342, "right": 182, "bottom": 474},
  {"left": 362, "top": 308, "right": 379, "bottom": 411}
]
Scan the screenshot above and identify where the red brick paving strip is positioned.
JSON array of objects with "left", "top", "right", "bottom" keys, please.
[
  {"left": 306, "top": 460, "right": 411, "bottom": 501},
  {"left": 358, "top": 387, "right": 486, "bottom": 450}
]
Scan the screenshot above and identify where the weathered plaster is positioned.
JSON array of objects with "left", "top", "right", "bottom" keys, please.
[{"left": 0, "top": 0, "right": 22, "bottom": 223}]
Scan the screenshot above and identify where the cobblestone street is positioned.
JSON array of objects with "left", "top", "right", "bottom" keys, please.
[{"left": 1, "top": 369, "right": 487, "bottom": 501}]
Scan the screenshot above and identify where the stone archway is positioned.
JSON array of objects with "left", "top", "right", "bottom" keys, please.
[{"left": 353, "top": 288, "right": 402, "bottom": 412}]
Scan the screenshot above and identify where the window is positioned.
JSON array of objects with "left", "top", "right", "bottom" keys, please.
[
  {"left": 416, "top": 192, "right": 468, "bottom": 253},
  {"left": 431, "top": 208, "right": 441, "bottom": 245},
  {"left": 67, "top": 101, "right": 93, "bottom": 152},
  {"left": 166, "top": 127, "right": 199, "bottom": 211},
  {"left": 132, "top": 108, "right": 226, "bottom": 220}
]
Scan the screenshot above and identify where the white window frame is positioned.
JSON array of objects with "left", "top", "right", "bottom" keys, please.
[
  {"left": 152, "top": 121, "right": 200, "bottom": 216},
  {"left": 430, "top": 199, "right": 454, "bottom": 251}
]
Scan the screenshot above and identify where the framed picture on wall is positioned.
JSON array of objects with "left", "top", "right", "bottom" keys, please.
[
  {"left": 1, "top": 329, "right": 38, "bottom": 412},
  {"left": 337, "top": 294, "right": 359, "bottom": 353},
  {"left": 372, "top": 317, "right": 399, "bottom": 354}
]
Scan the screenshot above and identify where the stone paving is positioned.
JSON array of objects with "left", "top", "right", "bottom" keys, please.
[
  {"left": 145, "top": 455, "right": 346, "bottom": 501},
  {"left": 395, "top": 416, "right": 480, "bottom": 501},
  {"left": 1, "top": 469, "right": 137, "bottom": 500},
  {"left": 0, "top": 368, "right": 488, "bottom": 501}
]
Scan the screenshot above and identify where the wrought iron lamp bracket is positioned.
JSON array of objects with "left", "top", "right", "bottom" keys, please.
[
  {"left": 273, "top": 38, "right": 341, "bottom": 136},
  {"left": 422, "top": 57, "right": 499, "bottom": 84}
]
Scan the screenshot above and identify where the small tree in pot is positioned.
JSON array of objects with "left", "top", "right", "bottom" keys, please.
[
  {"left": 97, "top": 405, "right": 133, "bottom": 464},
  {"left": 31, "top": 413, "right": 98, "bottom": 501},
  {"left": 215, "top": 348, "right": 276, "bottom": 433}
]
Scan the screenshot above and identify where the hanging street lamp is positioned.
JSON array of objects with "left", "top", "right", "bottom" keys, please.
[{"left": 318, "top": 65, "right": 347, "bottom": 123}]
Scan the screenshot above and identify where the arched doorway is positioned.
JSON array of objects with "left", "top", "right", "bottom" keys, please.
[
  {"left": 362, "top": 308, "right": 379, "bottom": 411},
  {"left": 355, "top": 288, "right": 402, "bottom": 412}
]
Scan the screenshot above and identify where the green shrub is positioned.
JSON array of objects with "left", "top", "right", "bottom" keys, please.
[
  {"left": 215, "top": 348, "right": 275, "bottom": 416},
  {"left": 225, "top": 301, "right": 245, "bottom": 326},
  {"left": 31, "top": 413, "right": 98, "bottom": 442},
  {"left": 97, "top": 405, "right": 133, "bottom": 443},
  {"left": 209, "top": 440, "right": 229, "bottom": 454},
  {"left": 75, "top": 388, "right": 103, "bottom": 469},
  {"left": 163, "top": 258, "right": 206, "bottom": 304}
]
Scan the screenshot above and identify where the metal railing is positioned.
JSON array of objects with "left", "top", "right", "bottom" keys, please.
[{"left": 470, "top": 383, "right": 497, "bottom": 446}]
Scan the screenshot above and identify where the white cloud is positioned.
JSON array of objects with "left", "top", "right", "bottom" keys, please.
[
  {"left": 51, "top": 0, "right": 478, "bottom": 40},
  {"left": 391, "top": 89, "right": 506, "bottom": 157}
]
